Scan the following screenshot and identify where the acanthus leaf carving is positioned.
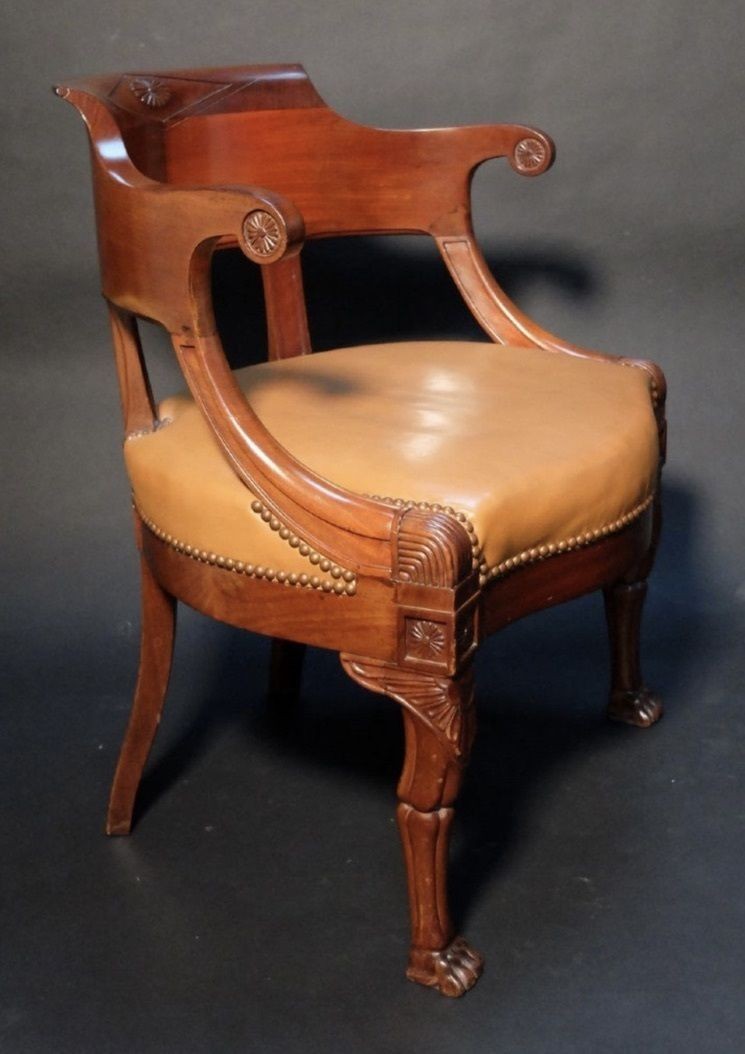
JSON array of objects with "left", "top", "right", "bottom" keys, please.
[{"left": 341, "top": 656, "right": 475, "bottom": 762}]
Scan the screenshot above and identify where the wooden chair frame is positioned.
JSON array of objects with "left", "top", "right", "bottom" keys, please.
[{"left": 56, "top": 64, "right": 665, "bottom": 997}]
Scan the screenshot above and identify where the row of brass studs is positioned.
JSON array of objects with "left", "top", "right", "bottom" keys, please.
[
  {"left": 138, "top": 484, "right": 653, "bottom": 596},
  {"left": 138, "top": 508, "right": 357, "bottom": 596},
  {"left": 365, "top": 495, "right": 482, "bottom": 571},
  {"left": 619, "top": 360, "right": 660, "bottom": 407},
  {"left": 247, "top": 499, "right": 356, "bottom": 585},
  {"left": 367, "top": 491, "right": 655, "bottom": 587},
  {"left": 483, "top": 492, "right": 656, "bottom": 584}
]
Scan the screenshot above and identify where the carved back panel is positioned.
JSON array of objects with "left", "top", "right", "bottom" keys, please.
[{"left": 58, "top": 63, "right": 553, "bottom": 239}]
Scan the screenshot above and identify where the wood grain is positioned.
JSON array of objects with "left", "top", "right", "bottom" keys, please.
[{"left": 57, "top": 62, "right": 667, "bottom": 997}]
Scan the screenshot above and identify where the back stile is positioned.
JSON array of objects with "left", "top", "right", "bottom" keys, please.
[{"left": 107, "top": 304, "right": 157, "bottom": 436}]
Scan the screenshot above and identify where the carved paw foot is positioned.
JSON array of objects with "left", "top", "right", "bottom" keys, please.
[
  {"left": 406, "top": 937, "right": 484, "bottom": 997},
  {"left": 608, "top": 688, "right": 663, "bottom": 728}
]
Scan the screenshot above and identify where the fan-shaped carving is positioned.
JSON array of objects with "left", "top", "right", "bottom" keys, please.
[
  {"left": 396, "top": 508, "right": 472, "bottom": 587},
  {"left": 341, "top": 656, "right": 475, "bottom": 760}
]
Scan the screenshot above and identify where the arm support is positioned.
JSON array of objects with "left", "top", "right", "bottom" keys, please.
[
  {"left": 435, "top": 233, "right": 666, "bottom": 423},
  {"left": 59, "top": 85, "right": 400, "bottom": 576}
]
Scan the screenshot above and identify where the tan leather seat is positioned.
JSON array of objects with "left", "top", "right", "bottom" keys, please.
[{"left": 125, "top": 341, "right": 659, "bottom": 588}]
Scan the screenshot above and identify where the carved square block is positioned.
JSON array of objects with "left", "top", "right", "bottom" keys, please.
[{"left": 405, "top": 617, "right": 449, "bottom": 662}]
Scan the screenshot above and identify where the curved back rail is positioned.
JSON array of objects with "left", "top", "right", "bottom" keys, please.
[
  {"left": 56, "top": 63, "right": 554, "bottom": 237},
  {"left": 55, "top": 64, "right": 661, "bottom": 579}
]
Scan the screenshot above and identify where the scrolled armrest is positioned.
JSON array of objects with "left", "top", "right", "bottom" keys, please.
[
  {"left": 97, "top": 177, "right": 305, "bottom": 333},
  {"left": 59, "top": 85, "right": 403, "bottom": 576},
  {"left": 463, "top": 122, "right": 556, "bottom": 178},
  {"left": 424, "top": 119, "right": 666, "bottom": 422},
  {"left": 436, "top": 232, "right": 666, "bottom": 424},
  {"left": 57, "top": 84, "right": 303, "bottom": 330}
]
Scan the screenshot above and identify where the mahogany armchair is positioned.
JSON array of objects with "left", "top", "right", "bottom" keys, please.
[{"left": 56, "top": 64, "right": 665, "bottom": 997}]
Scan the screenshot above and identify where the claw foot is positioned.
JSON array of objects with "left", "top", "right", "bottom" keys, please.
[
  {"left": 406, "top": 937, "right": 484, "bottom": 997},
  {"left": 608, "top": 687, "right": 663, "bottom": 728}
]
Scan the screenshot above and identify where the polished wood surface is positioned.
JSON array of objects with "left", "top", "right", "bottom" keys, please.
[
  {"left": 106, "top": 522, "right": 176, "bottom": 836},
  {"left": 57, "top": 63, "right": 666, "bottom": 998}
]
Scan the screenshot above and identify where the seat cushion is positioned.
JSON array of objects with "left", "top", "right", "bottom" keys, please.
[{"left": 125, "top": 341, "right": 659, "bottom": 589}]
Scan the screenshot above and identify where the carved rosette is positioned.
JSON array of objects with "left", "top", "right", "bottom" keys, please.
[
  {"left": 394, "top": 506, "right": 477, "bottom": 673},
  {"left": 341, "top": 657, "right": 475, "bottom": 762},
  {"left": 240, "top": 209, "right": 286, "bottom": 262},
  {"left": 406, "top": 618, "right": 447, "bottom": 660},
  {"left": 128, "top": 77, "right": 172, "bottom": 108},
  {"left": 513, "top": 136, "right": 549, "bottom": 174}
]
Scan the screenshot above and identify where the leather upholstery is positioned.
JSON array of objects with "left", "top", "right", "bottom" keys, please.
[{"left": 125, "top": 341, "right": 659, "bottom": 581}]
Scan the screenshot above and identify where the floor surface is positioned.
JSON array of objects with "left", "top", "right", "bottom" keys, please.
[{"left": 3, "top": 547, "right": 743, "bottom": 1052}]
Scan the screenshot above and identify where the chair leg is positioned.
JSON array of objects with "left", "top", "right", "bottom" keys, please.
[
  {"left": 342, "top": 657, "right": 483, "bottom": 996},
  {"left": 603, "top": 489, "right": 663, "bottom": 728},
  {"left": 267, "top": 639, "right": 306, "bottom": 715},
  {"left": 106, "top": 555, "right": 176, "bottom": 835},
  {"left": 603, "top": 579, "right": 662, "bottom": 727}
]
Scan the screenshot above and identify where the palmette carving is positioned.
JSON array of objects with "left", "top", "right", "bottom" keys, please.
[{"left": 341, "top": 657, "right": 475, "bottom": 761}]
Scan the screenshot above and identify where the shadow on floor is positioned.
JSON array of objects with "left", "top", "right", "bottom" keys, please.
[
  {"left": 134, "top": 476, "right": 704, "bottom": 933},
  {"left": 130, "top": 237, "right": 706, "bottom": 934}
]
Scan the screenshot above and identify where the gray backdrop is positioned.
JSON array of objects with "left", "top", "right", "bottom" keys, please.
[
  {"left": 5, "top": 0, "right": 745, "bottom": 621},
  {"left": 2, "top": 2, "right": 744, "bottom": 1052}
]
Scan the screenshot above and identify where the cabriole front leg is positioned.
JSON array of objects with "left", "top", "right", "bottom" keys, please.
[{"left": 341, "top": 657, "right": 483, "bottom": 996}]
